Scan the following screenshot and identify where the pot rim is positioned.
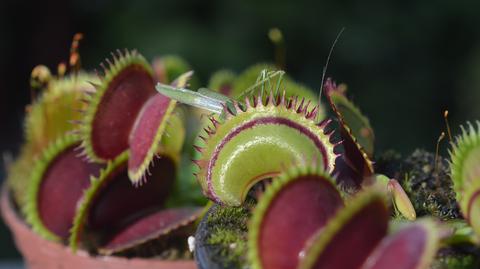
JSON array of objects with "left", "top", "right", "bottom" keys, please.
[{"left": 0, "top": 184, "right": 197, "bottom": 268}]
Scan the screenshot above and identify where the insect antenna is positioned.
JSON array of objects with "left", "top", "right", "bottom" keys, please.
[{"left": 318, "top": 27, "right": 345, "bottom": 122}]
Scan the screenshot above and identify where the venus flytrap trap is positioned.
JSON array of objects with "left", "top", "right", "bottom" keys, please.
[
  {"left": 24, "top": 134, "right": 103, "bottom": 242},
  {"left": 68, "top": 151, "right": 179, "bottom": 252},
  {"left": 157, "top": 74, "right": 338, "bottom": 206},
  {"left": 248, "top": 164, "right": 344, "bottom": 269},
  {"left": 450, "top": 121, "right": 480, "bottom": 237},
  {"left": 324, "top": 78, "right": 416, "bottom": 221}
]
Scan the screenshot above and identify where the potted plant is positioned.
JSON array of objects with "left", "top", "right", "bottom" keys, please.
[{"left": 2, "top": 40, "right": 205, "bottom": 268}]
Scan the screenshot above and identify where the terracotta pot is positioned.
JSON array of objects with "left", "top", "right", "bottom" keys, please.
[{"left": 0, "top": 185, "right": 197, "bottom": 269}]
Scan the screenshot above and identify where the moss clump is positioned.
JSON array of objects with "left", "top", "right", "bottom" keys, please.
[
  {"left": 376, "top": 149, "right": 461, "bottom": 220},
  {"left": 431, "top": 247, "right": 480, "bottom": 269},
  {"left": 400, "top": 150, "right": 460, "bottom": 220},
  {"left": 204, "top": 201, "right": 253, "bottom": 268}
]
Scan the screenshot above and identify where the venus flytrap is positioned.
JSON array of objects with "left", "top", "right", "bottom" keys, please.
[
  {"left": 8, "top": 46, "right": 203, "bottom": 260},
  {"left": 450, "top": 121, "right": 480, "bottom": 237},
  {"left": 157, "top": 74, "right": 338, "bottom": 206}
]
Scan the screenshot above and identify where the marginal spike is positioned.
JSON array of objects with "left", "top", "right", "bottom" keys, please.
[
  {"left": 257, "top": 90, "right": 263, "bottom": 106},
  {"left": 267, "top": 90, "right": 275, "bottom": 105},
  {"left": 116, "top": 49, "right": 123, "bottom": 58},
  {"left": 110, "top": 51, "right": 118, "bottom": 63},
  {"left": 75, "top": 150, "right": 88, "bottom": 159},
  {"left": 286, "top": 97, "right": 293, "bottom": 109},
  {"left": 318, "top": 118, "right": 332, "bottom": 128},
  {"left": 291, "top": 96, "right": 298, "bottom": 109},
  {"left": 244, "top": 96, "right": 252, "bottom": 108},
  {"left": 99, "top": 62, "right": 107, "bottom": 73},
  {"left": 296, "top": 97, "right": 305, "bottom": 113},
  {"left": 193, "top": 145, "right": 203, "bottom": 153},
  {"left": 74, "top": 143, "right": 85, "bottom": 152},
  {"left": 280, "top": 90, "right": 287, "bottom": 105},
  {"left": 306, "top": 106, "right": 319, "bottom": 120},
  {"left": 233, "top": 101, "right": 243, "bottom": 114},
  {"left": 303, "top": 100, "right": 312, "bottom": 114},
  {"left": 203, "top": 127, "right": 212, "bottom": 136},
  {"left": 82, "top": 90, "right": 94, "bottom": 97},
  {"left": 252, "top": 94, "right": 259, "bottom": 107},
  {"left": 334, "top": 140, "right": 344, "bottom": 147},
  {"left": 79, "top": 98, "right": 90, "bottom": 105},
  {"left": 325, "top": 129, "right": 335, "bottom": 137},
  {"left": 198, "top": 135, "right": 208, "bottom": 143},
  {"left": 106, "top": 58, "right": 114, "bottom": 69},
  {"left": 66, "top": 130, "right": 81, "bottom": 136},
  {"left": 192, "top": 159, "right": 202, "bottom": 167},
  {"left": 209, "top": 117, "right": 220, "bottom": 128},
  {"left": 68, "top": 120, "right": 83, "bottom": 125}
]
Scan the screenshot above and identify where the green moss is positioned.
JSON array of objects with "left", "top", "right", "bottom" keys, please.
[
  {"left": 204, "top": 202, "right": 253, "bottom": 268},
  {"left": 208, "top": 229, "right": 247, "bottom": 258},
  {"left": 431, "top": 249, "right": 480, "bottom": 269}
]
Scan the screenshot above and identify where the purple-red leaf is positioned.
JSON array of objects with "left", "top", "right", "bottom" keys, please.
[
  {"left": 88, "top": 156, "right": 175, "bottom": 231},
  {"left": 324, "top": 79, "right": 374, "bottom": 184},
  {"left": 69, "top": 154, "right": 177, "bottom": 251},
  {"left": 360, "top": 220, "right": 439, "bottom": 269},
  {"left": 85, "top": 53, "right": 156, "bottom": 161},
  {"left": 128, "top": 93, "right": 175, "bottom": 183},
  {"left": 248, "top": 168, "right": 344, "bottom": 269},
  {"left": 100, "top": 207, "right": 201, "bottom": 255},
  {"left": 27, "top": 137, "right": 104, "bottom": 241},
  {"left": 298, "top": 191, "right": 389, "bottom": 269}
]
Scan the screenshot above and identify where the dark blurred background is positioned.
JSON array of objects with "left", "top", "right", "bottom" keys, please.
[{"left": 1, "top": 0, "right": 480, "bottom": 260}]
